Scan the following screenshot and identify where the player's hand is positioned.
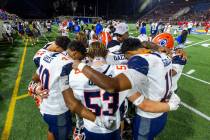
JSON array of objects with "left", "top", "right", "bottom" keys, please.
[
  {"left": 94, "top": 116, "right": 116, "bottom": 130},
  {"left": 175, "top": 49, "right": 187, "bottom": 60},
  {"left": 168, "top": 93, "right": 181, "bottom": 111},
  {"left": 35, "top": 86, "right": 49, "bottom": 99}
]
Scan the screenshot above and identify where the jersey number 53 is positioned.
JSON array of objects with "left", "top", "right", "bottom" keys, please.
[{"left": 84, "top": 90, "right": 119, "bottom": 116}]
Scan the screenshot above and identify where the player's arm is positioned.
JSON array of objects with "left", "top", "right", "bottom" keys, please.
[
  {"left": 172, "top": 53, "right": 187, "bottom": 76},
  {"left": 62, "top": 88, "right": 96, "bottom": 122},
  {"left": 172, "top": 69, "right": 177, "bottom": 76},
  {"left": 128, "top": 91, "right": 180, "bottom": 112},
  {"left": 32, "top": 73, "right": 40, "bottom": 82},
  {"left": 73, "top": 56, "right": 150, "bottom": 93},
  {"left": 59, "top": 63, "right": 96, "bottom": 121},
  {"left": 73, "top": 61, "right": 131, "bottom": 93},
  {"left": 59, "top": 63, "right": 113, "bottom": 129}
]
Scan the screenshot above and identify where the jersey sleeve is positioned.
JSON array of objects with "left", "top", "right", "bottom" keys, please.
[
  {"left": 172, "top": 55, "right": 187, "bottom": 65},
  {"left": 172, "top": 63, "right": 184, "bottom": 74},
  {"left": 127, "top": 56, "right": 149, "bottom": 75},
  {"left": 123, "top": 56, "right": 148, "bottom": 89},
  {"left": 33, "top": 57, "right": 41, "bottom": 68},
  {"left": 59, "top": 63, "right": 73, "bottom": 92},
  {"left": 123, "top": 88, "right": 138, "bottom": 98},
  {"left": 33, "top": 49, "right": 47, "bottom": 67}
]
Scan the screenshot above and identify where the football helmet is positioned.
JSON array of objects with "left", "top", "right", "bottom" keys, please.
[{"left": 152, "top": 33, "right": 174, "bottom": 49}]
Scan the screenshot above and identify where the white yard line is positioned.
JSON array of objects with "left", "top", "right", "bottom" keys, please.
[
  {"left": 180, "top": 73, "right": 210, "bottom": 121},
  {"left": 182, "top": 73, "right": 210, "bottom": 85},
  {"left": 186, "top": 69, "right": 195, "bottom": 75},
  {"left": 181, "top": 102, "right": 210, "bottom": 121},
  {"left": 185, "top": 38, "right": 210, "bottom": 48}
]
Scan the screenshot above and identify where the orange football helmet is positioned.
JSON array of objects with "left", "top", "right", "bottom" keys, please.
[{"left": 152, "top": 33, "right": 174, "bottom": 49}]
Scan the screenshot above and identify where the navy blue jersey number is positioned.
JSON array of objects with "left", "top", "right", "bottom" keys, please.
[
  {"left": 39, "top": 65, "right": 50, "bottom": 90},
  {"left": 84, "top": 90, "right": 119, "bottom": 116},
  {"left": 161, "top": 69, "right": 172, "bottom": 102}
]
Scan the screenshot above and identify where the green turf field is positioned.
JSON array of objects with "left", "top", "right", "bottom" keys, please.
[{"left": 0, "top": 24, "right": 210, "bottom": 140}]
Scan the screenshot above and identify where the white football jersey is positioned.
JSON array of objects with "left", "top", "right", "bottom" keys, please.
[
  {"left": 90, "top": 30, "right": 95, "bottom": 40},
  {"left": 33, "top": 42, "right": 54, "bottom": 67},
  {"left": 60, "top": 26, "right": 68, "bottom": 37},
  {"left": 37, "top": 51, "right": 73, "bottom": 115},
  {"left": 123, "top": 53, "right": 167, "bottom": 118},
  {"left": 106, "top": 45, "right": 128, "bottom": 65},
  {"left": 46, "top": 22, "right": 51, "bottom": 29},
  {"left": 69, "top": 64, "right": 132, "bottom": 133},
  {"left": 159, "top": 53, "right": 173, "bottom": 101},
  {"left": 171, "top": 54, "right": 187, "bottom": 91}
]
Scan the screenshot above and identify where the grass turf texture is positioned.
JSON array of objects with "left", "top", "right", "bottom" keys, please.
[{"left": 0, "top": 24, "right": 210, "bottom": 140}]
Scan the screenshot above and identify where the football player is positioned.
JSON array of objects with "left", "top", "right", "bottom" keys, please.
[
  {"left": 70, "top": 41, "right": 180, "bottom": 140},
  {"left": 152, "top": 33, "right": 187, "bottom": 93},
  {"left": 29, "top": 40, "right": 114, "bottom": 140},
  {"left": 59, "top": 20, "right": 69, "bottom": 37},
  {"left": 33, "top": 36, "right": 70, "bottom": 68},
  {"left": 72, "top": 38, "right": 181, "bottom": 140}
]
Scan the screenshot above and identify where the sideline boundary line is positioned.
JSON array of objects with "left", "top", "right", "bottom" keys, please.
[{"left": 1, "top": 39, "right": 28, "bottom": 140}]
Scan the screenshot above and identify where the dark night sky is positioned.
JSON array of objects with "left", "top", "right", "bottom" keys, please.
[
  {"left": 0, "top": 0, "right": 201, "bottom": 19},
  {"left": 0, "top": 0, "right": 140, "bottom": 18}
]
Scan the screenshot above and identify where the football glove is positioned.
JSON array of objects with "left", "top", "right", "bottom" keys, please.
[
  {"left": 168, "top": 93, "right": 181, "bottom": 111},
  {"left": 94, "top": 115, "right": 116, "bottom": 130}
]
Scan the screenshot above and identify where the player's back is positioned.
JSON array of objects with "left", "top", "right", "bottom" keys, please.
[
  {"left": 106, "top": 45, "right": 127, "bottom": 65},
  {"left": 33, "top": 42, "right": 54, "bottom": 67},
  {"left": 38, "top": 51, "right": 72, "bottom": 115},
  {"left": 159, "top": 52, "right": 173, "bottom": 101},
  {"left": 69, "top": 64, "right": 128, "bottom": 133},
  {"left": 129, "top": 53, "right": 166, "bottom": 118}
]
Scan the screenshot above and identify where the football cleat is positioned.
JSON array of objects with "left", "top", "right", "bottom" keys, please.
[{"left": 73, "top": 126, "right": 85, "bottom": 140}]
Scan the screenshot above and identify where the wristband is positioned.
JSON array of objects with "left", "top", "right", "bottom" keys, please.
[
  {"left": 78, "top": 63, "right": 87, "bottom": 71},
  {"left": 133, "top": 95, "right": 145, "bottom": 106}
]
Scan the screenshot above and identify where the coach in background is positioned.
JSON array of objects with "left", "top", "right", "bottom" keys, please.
[{"left": 106, "top": 23, "right": 129, "bottom": 65}]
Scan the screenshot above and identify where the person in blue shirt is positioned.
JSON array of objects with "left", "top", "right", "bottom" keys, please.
[
  {"left": 139, "top": 22, "right": 146, "bottom": 35},
  {"left": 68, "top": 19, "right": 74, "bottom": 32},
  {"left": 176, "top": 30, "right": 188, "bottom": 49},
  {"left": 95, "top": 21, "right": 103, "bottom": 35},
  {"left": 74, "top": 22, "right": 81, "bottom": 33},
  {"left": 138, "top": 22, "right": 148, "bottom": 42}
]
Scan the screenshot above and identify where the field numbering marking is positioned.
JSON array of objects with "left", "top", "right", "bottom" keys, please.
[
  {"left": 186, "top": 69, "right": 195, "bottom": 75},
  {"left": 185, "top": 38, "right": 210, "bottom": 48}
]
